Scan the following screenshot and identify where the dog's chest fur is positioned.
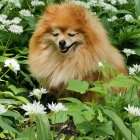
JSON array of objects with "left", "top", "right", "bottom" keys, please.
[{"left": 30, "top": 45, "right": 97, "bottom": 91}]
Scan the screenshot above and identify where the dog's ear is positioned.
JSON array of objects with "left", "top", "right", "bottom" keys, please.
[{"left": 45, "top": 4, "right": 59, "bottom": 15}]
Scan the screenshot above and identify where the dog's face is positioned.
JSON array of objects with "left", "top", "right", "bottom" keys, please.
[
  {"left": 43, "top": 26, "right": 86, "bottom": 54},
  {"left": 39, "top": 4, "right": 90, "bottom": 54}
]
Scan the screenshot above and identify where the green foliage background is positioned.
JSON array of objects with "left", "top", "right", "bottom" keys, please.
[{"left": 0, "top": 0, "right": 140, "bottom": 139}]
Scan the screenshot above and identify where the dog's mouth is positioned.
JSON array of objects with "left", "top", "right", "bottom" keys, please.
[{"left": 59, "top": 42, "right": 76, "bottom": 53}]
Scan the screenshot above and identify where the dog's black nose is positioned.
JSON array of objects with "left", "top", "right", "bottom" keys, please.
[{"left": 59, "top": 40, "right": 66, "bottom": 47}]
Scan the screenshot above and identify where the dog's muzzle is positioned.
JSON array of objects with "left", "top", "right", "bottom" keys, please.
[{"left": 59, "top": 40, "right": 76, "bottom": 53}]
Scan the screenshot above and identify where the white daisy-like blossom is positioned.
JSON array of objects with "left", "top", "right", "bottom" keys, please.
[
  {"left": 117, "top": 0, "right": 127, "bottom": 5},
  {"left": 107, "top": 16, "right": 117, "bottom": 22},
  {"left": 3, "top": 0, "right": 21, "bottom": 8},
  {"left": 98, "top": 62, "right": 104, "bottom": 67},
  {"left": 11, "top": 17, "right": 22, "bottom": 24},
  {"left": 122, "top": 48, "right": 136, "bottom": 57},
  {"left": 4, "top": 58, "right": 20, "bottom": 72},
  {"left": 48, "top": 102, "right": 68, "bottom": 113},
  {"left": 128, "top": 67, "right": 136, "bottom": 75},
  {"left": 124, "top": 104, "right": 140, "bottom": 116},
  {"left": 0, "top": 103, "right": 7, "bottom": 115},
  {"left": 124, "top": 14, "right": 134, "bottom": 22},
  {"left": 128, "top": 64, "right": 140, "bottom": 75},
  {"left": 29, "top": 87, "right": 48, "bottom": 97},
  {"left": 133, "top": 64, "right": 140, "bottom": 72},
  {"left": 19, "top": 9, "right": 33, "bottom": 17},
  {"left": 21, "top": 101, "right": 46, "bottom": 115},
  {"left": 8, "top": 24, "right": 23, "bottom": 34},
  {"left": 31, "top": 0, "right": 45, "bottom": 7}
]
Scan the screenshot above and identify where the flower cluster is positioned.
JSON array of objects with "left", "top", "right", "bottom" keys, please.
[
  {"left": 122, "top": 48, "right": 136, "bottom": 57},
  {"left": 48, "top": 102, "right": 68, "bottom": 113},
  {"left": 31, "top": 0, "right": 45, "bottom": 7},
  {"left": 21, "top": 101, "right": 68, "bottom": 115},
  {"left": 4, "top": 58, "right": 20, "bottom": 72},
  {"left": 0, "top": 103, "right": 7, "bottom": 115},
  {"left": 107, "top": 16, "right": 117, "bottom": 22},
  {"left": 21, "top": 101, "right": 46, "bottom": 115},
  {"left": 19, "top": 9, "right": 34, "bottom": 17},
  {"left": 29, "top": 87, "right": 48, "bottom": 100},
  {"left": 128, "top": 64, "right": 140, "bottom": 75},
  {"left": 124, "top": 14, "right": 134, "bottom": 22},
  {"left": 124, "top": 104, "right": 140, "bottom": 116},
  {"left": 3, "top": 0, "right": 21, "bottom": 8},
  {"left": 0, "top": 14, "right": 23, "bottom": 34}
]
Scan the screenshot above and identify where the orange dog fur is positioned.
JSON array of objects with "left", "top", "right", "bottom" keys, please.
[{"left": 28, "top": 3, "right": 126, "bottom": 101}]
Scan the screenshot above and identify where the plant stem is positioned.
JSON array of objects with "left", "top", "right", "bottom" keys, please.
[{"left": 0, "top": 69, "right": 10, "bottom": 79}]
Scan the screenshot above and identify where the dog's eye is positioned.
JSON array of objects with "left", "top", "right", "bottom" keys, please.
[
  {"left": 68, "top": 33, "right": 76, "bottom": 37},
  {"left": 52, "top": 33, "right": 59, "bottom": 36}
]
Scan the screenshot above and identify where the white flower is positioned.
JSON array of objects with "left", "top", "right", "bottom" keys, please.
[
  {"left": 2, "top": 19, "right": 11, "bottom": 26},
  {"left": 133, "top": 64, "right": 140, "bottom": 72},
  {"left": 124, "top": 14, "right": 134, "bottom": 22},
  {"left": 21, "top": 101, "right": 46, "bottom": 115},
  {"left": 71, "top": 0, "right": 90, "bottom": 9},
  {"left": 117, "top": 0, "right": 127, "bottom": 5},
  {"left": 31, "top": 0, "right": 45, "bottom": 6},
  {"left": 8, "top": 24, "right": 23, "bottom": 34},
  {"left": 4, "top": 58, "right": 20, "bottom": 72},
  {"left": 19, "top": 9, "right": 33, "bottom": 17},
  {"left": 3, "top": 0, "right": 21, "bottom": 8},
  {"left": 111, "top": 0, "right": 117, "bottom": 5},
  {"left": 128, "top": 64, "right": 140, "bottom": 75},
  {"left": 128, "top": 67, "right": 136, "bottom": 75},
  {"left": 11, "top": 17, "right": 22, "bottom": 24},
  {"left": 48, "top": 102, "right": 68, "bottom": 113},
  {"left": 107, "top": 16, "right": 117, "bottom": 22},
  {"left": 124, "top": 104, "right": 140, "bottom": 116},
  {"left": 29, "top": 87, "right": 47, "bottom": 98},
  {"left": 0, "top": 104, "right": 7, "bottom": 115},
  {"left": 122, "top": 48, "right": 136, "bottom": 57},
  {"left": 0, "top": 14, "right": 7, "bottom": 22},
  {"left": 98, "top": 62, "right": 104, "bottom": 67}
]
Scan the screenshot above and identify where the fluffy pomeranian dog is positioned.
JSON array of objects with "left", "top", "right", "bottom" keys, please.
[{"left": 28, "top": 3, "right": 127, "bottom": 102}]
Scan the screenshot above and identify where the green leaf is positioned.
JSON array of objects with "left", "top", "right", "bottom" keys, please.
[
  {"left": 103, "top": 109, "right": 138, "bottom": 140},
  {"left": 67, "top": 79, "right": 89, "bottom": 94},
  {"left": 51, "top": 111, "right": 68, "bottom": 124},
  {"left": 0, "top": 117, "right": 19, "bottom": 134},
  {"left": 36, "top": 114, "right": 52, "bottom": 140},
  {"left": 134, "top": 0, "right": 140, "bottom": 16},
  {"left": 0, "top": 99, "right": 20, "bottom": 105},
  {"left": 17, "top": 127, "right": 35, "bottom": 140},
  {"left": 73, "top": 114, "right": 93, "bottom": 134},
  {"left": 109, "top": 74, "right": 135, "bottom": 88},
  {"left": 96, "top": 121, "right": 115, "bottom": 136},
  {"left": 1, "top": 111, "right": 23, "bottom": 119},
  {"left": 132, "top": 121, "right": 140, "bottom": 139},
  {"left": 13, "top": 96, "right": 29, "bottom": 104},
  {"left": 8, "top": 85, "right": 27, "bottom": 95},
  {"left": 97, "top": 109, "right": 104, "bottom": 123}
]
